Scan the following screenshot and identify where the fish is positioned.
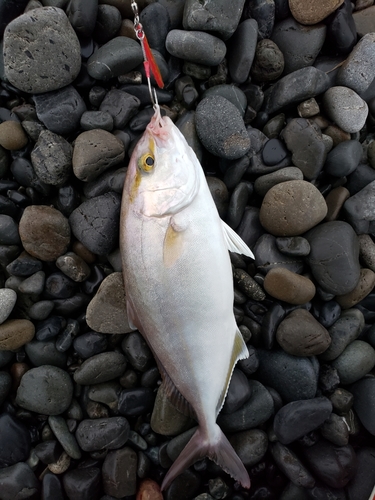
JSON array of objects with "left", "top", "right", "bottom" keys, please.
[{"left": 120, "top": 104, "right": 254, "bottom": 490}]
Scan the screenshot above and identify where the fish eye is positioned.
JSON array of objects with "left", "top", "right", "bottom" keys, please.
[{"left": 139, "top": 153, "right": 155, "bottom": 172}]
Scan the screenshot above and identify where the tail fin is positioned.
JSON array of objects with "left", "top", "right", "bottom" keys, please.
[{"left": 161, "top": 424, "right": 250, "bottom": 491}]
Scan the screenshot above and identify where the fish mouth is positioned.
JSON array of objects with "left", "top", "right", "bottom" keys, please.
[{"left": 147, "top": 105, "right": 171, "bottom": 140}]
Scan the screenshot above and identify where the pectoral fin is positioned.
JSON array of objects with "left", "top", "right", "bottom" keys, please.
[
  {"left": 221, "top": 220, "right": 254, "bottom": 258},
  {"left": 126, "top": 297, "right": 140, "bottom": 331},
  {"left": 163, "top": 217, "right": 187, "bottom": 268},
  {"left": 216, "top": 328, "right": 249, "bottom": 416}
]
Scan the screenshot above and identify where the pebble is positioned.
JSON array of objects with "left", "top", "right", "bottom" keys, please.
[
  {"left": 0, "top": 371, "right": 11, "bottom": 405},
  {"left": 44, "top": 272, "right": 77, "bottom": 299},
  {"left": 0, "top": 462, "right": 39, "bottom": 500},
  {"left": 288, "top": 0, "right": 344, "bottom": 25},
  {"left": 359, "top": 234, "right": 375, "bottom": 272},
  {"left": 34, "top": 85, "right": 87, "bottom": 136},
  {"left": 265, "top": 67, "right": 331, "bottom": 114},
  {"left": 0, "top": 413, "right": 31, "bottom": 467},
  {"left": 102, "top": 447, "right": 137, "bottom": 497},
  {"left": 229, "top": 429, "right": 268, "bottom": 467},
  {"left": 36, "top": 316, "right": 65, "bottom": 341},
  {"left": 233, "top": 268, "right": 266, "bottom": 301},
  {"left": 99, "top": 89, "right": 140, "bottom": 129},
  {"left": 62, "top": 467, "right": 101, "bottom": 500},
  {"left": 259, "top": 180, "right": 327, "bottom": 236},
  {"left": 350, "top": 377, "right": 375, "bottom": 435},
  {"left": 3, "top": 7, "right": 81, "bottom": 93},
  {"left": 344, "top": 179, "right": 375, "bottom": 233},
  {"left": 48, "top": 415, "right": 81, "bottom": 460},
  {"left": 19, "top": 205, "right": 70, "bottom": 262},
  {"left": 347, "top": 447, "right": 375, "bottom": 500},
  {"left": 325, "top": 186, "right": 350, "bottom": 222},
  {"left": 86, "top": 272, "right": 134, "bottom": 334},
  {"left": 324, "top": 140, "right": 362, "bottom": 177},
  {"left": 151, "top": 383, "right": 194, "bottom": 436},
  {"left": 166, "top": 29, "right": 226, "bottom": 67},
  {"left": 261, "top": 138, "right": 288, "bottom": 166},
  {"left": 67, "top": 0, "right": 97, "bottom": 37},
  {"left": 254, "top": 167, "right": 303, "bottom": 197},
  {"left": 75, "top": 417, "right": 129, "bottom": 452},
  {"left": 247, "top": 0, "right": 275, "bottom": 39},
  {"left": 253, "top": 233, "right": 304, "bottom": 275},
  {"left": 320, "top": 413, "right": 350, "bottom": 446},
  {"left": 270, "top": 442, "right": 315, "bottom": 488},
  {"left": 227, "top": 19, "right": 258, "bottom": 84},
  {"left": 202, "top": 85, "right": 247, "bottom": 117},
  {"left": 273, "top": 397, "right": 333, "bottom": 444},
  {"left": 93, "top": 4, "right": 122, "bottom": 44},
  {"left": 87, "top": 36, "right": 143, "bottom": 81},
  {"left": 297, "top": 98, "right": 320, "bottom": 118},
  {"left": 137, "top": 479, "right": 163, "bottom": 500},
  {"left": 256, "top": 349, "right": 318, "bottom": 402},
  {"left": 282, "top": 118, "right": 327, "bottom": 180},
  {"left": 301, "top": 440, "right": 357, "bottom": 488},
  {"left": 264, "top": 268, "right": 316, "bottom": 305},
  {"left": 73, "top": 351, "right": 127, "bottom": 385},
  {"left": 80, "top": 111, "right": 113, "bottom": 132},
  {"left": 182, "top": 0, "right": 245, "bottom": 40},
  {"left": 221, "top": 368, "right": 252, "bottom": 414},
  {"left": 331, "top": 339, "right": 375, "bottom": 384},
  {"left": 353, "top": 5, "right": 375, "bottom": 36},
  {"left": 323, "top": 86, "right": 368, "bottom": 133},
  {"left": 226, "top": 182, "right": 252, "bottom": 229},
  {"left": 195, "top": 96, "right": 250, "bottom": 159},
  {"left": 271, "top": 18, "right": 326, "bottom": 75},
  {"left": 31, "top": 129, "right": 72, "bottom": 186},
  {"left": 217, "top": 380, "right": 274, "bottom": 432},
  {"left": 56, "top": 252, "right": 91, "bottom": 282},
  {"left": 18, "top": 270, "right": 45, "bottom": 297},
  {"left": 337, "top": 33, "right": 375, "bottom": 94},
  {"left": 305, "top": 221, "right": 360, "bottom": 295},
  {"left": 336, "top": 268, "right": 375, "bottom": 308},
  {"left": 34, "top": 439, "right": 62, "bottom": 464},
  {"left": 0, "top": 288, "right": 16, "bottom": 324},
  {"left": 251, "top": 39, "right": 284, "bottom": 83},
  {"left": 276, "top": 236, "right": 310, "bottom": 257},
  {"left": 25, "top": 339, "right": 67, "bottom": 368},
  {"left": 72, "top": 129, "right": 125, "bottom": 182},
  {"left": 0, "top": 121, "right": 28, "bottom": 150},
  {"left": 118, "top": 387, "right": 155, "bottom": 417},
  {"left": 0, "top": 319, "right": 35, "bottom": 350},
  {"left": 16, "top": 365, "right": 73, "bottom": 414},
  {"left": 69, "top": 192, "right": 121, "bottom": 255}
]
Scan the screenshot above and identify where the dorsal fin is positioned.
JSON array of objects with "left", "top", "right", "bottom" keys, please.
[{"left": 216, "top": 328, "right": 249, "bottom": 416}]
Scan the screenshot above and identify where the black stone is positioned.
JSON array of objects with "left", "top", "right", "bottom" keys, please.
[
  {"left": 253, "top": 234, "right": 304, "bottom": 275},
  {"left": 119, "top": 84, "right": 173, "bottom": 106},
  {"left": 226, "top": 182, "right": 252, "bottom": 229},
  {"left": 62, "top": 467, "right": 101, "bottom": 500},
  {"left": 324, "top": 140, "right": 362, "bottom": 177},
  {"left": 270, "top": 441, "right": 315, "bottom": 488},
  {"left": 42, "top": 472, "right": 64, "bottom": 500},
  {"left": 80, "top": 110, "right": 113, "bottom": 132},
  {"left": 36, "top": 316, "right": 66, "bottom": 342},
  {"left": 73, "top": 331, "right": 108, "bottom": 359},
  {"left": 10, "top": 157, "right": 50, "bottom": 195},
  {"left": 262, "top": 138, "right": 289, "bottom": 166},
  {"left": 67, "top": 0, "right": 98, "bottom": 37},
  {"left": 34, "top": 86, "right": 87, "bottom": 136},
  {"left": 44, "top": 272, "right": 77, "bottom": 299},
  {"left": 238, "top": 345, "right": 259, "bottom": 375},
  {"left": 0, "top": 462, "right": 39, "bottom": 500},
  {"left": 346, "top": 447, "right": 375, "bottom": 500},
  {"left": 34, "top": 440, "right": 63, "bottom": 464},
  {"left": 53, "top": 292, "right": 91, "bottom": 316},
  {"left": 261, "top": 302, "right": 286, "bottom": 349},
  {"left": 80, "top": 265, "right": 106, "bottom": 295},
  {"left": 121, "top": 332, "right": 153, "bottom": 372},
  {"left": 75, "top": 417, "right": 130, "bottom": 452},
  {"left": 0, "top": 413, "right": 31, "bottom": 467},
  {"left": 227, "top": 19, "right": 258, "bottom": 84},
  {"left": 55, "top": 185, "right": 80, "bottom": 217},
  {"left": 118, "top": 388, "right": 156, "bottom": 417},
  {"left": 221, "top": 368, "right": 252, "bottom": 414},
  {"left": 140, "top": 2, "right": 170, "bottom": 57},
  {"left": 6, "top": 251, "right": 42, "bottom": 277},
  {"left": 99, "top": 89, "right": 140, "bottom": 129},
  {"left": 327, "top": 0, "right": 357, "bottom": 54},
  {"left": 93, "top": 4, "right": 121, "bottom": 44},
  {"left": 247, "top": 0, "right": 275, "bottom": 39}
]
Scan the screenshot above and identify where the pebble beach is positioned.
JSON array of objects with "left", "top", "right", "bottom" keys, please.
[{"left": 1, "top": 0, "right": 375, "bottom": 499}]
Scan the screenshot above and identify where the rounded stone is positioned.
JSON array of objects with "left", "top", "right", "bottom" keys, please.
[
  {"left": 195, "top": 96, "right": 250, "bottom": 160},
  {"left": 31, "top": 130, "right": 72, "bottom": 187},
  {"left": 229, "top": 429, "right": 268, "bottom": 467},
  {"left": 324, "top": 140, "right": 362, "bottom": 177},
  {"left": 259, "top": 180, "right": 327, "bottom": 236},
  {"left": 16, "top": 365, "right": 73, "bottom": 415},
  {"left": 289, "top": 0, "right": 344, "bottom": 25},
  {"left": 0, "top": 319, "right": 35, "bottom": 350},
  {"left": 331, "top": 340, "right": 375, "bottom": 384},
  {"left": 75, "top": 417, "right": 130, "bottom": 452},
  {"left": 73, "top": 351, "right": 127, "bottom": 385},
  {"left": 254, "top": 167, "right": 303, "bottom": 197},
  {"left": 0, "top": 413, "right": 31, "bottom": 467},
  {"left": 0, "top": 463, "right": 39, "bottom": 500},
  {"left": 305, "top": 221, "right": 360, "bottom": 295},
  {"left": 0, "top": 288, "right": 17, "bottom": 325},
  {"left": 251, "top": 39, "right": 284, "bottom": 82},
  {"left": 3, "top": 6, "right": 81, "bottom": 93},
  {"left": 56, "top": 252, "right": 91, "bottom": 282},
  {"left": 0, "top": 121, "right": 28, "bottom": 151},
  {"left": 323, "top": 86, "right": 368, "bottom": 133},
  {"left": 19, "top": 205, "right": 70, "bottom": 261},
  {"left": 351, "top": 377, "right": 375, "bottom": 435},
  {"left": 73, "top": 129, "right": 125, "bottom": 182},
  {"left": 151, "top": 383, "right": 194, "bottom": 436},
  {"left": 227, "top": 19, "right": 258, "bottom": 84},
  {"left": 264, "top": 268, "right": 316, "bottom": 305},
  {"left": 276, "top": 308, "right": 331, "bottom": 356},
  {"left": 165, "top": 29, "right": 226, "bottom": 66},
  {"left": 336, "top": 268, "right": 375, "bottom": 309},
  {"left": 86, "top": 272, "right": 134, "bottom": 334},
  {"left": 102, "top": 447, "right": 137, "bottom": 497},
  {"left": 274, "top": 397, "right": 333, "bottom": 444}
]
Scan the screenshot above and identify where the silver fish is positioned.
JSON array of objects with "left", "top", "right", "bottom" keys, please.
[{"left": 120, "top": 105, "right": 254, "bottom": 490}]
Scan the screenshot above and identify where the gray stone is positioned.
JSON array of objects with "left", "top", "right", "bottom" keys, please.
[
  {"left": 48, "top": 415, "right": 81, "bottom": 459},
  {"left": 0, "top": 288, "right": 17, "bottom": 325},
  {"left": 16, "top": 365, "right": 73, "bottom": 415},
  {"left": 351, "top": 378, "right": 375, "bottom": 435},
  {"left": 25, "top": 340, "right": 68, "bottom": 368},
  {"left": 344, "top": 180, "right": 375, "bottom": 233},
  {"left": 99, "top": 89, "right": 140, "bottom": 129},
  {"left": 270, "top": 442, "right": 315, "bottom": 488},
  {"left": 227, "top": 19, "right": 258, "bottom": 84},
  {"left": 229, "top": 429, "right": 268, "bottom": 466},
  {"left": 76, "top": 417, "right": 130, "bottom": 452},
  {"left": 3, "top": 7, "right": 81, "bottom": 93},
  {"left": 166, "top": 30, "right": 226, "bottom": 66},
  {"left": 324, "top": 140, "right": 363, "bottom": 177},
  {"left": 102, "top": 447, "right": 137, "bottom": 497},
  {"left": 202, "top": 85, "right": 247, "bottom": 116},
  {"left": 80, "top": 111, "right": 114, "bottom": 132},
  {"left": 337, "top": 33, "right": 375, "bottom": 94},
  {"left": 31, "top": 129, "right": 72, "bottom": 186},
  {"left": 0, "top": 463, "right": 39, "bottom": 500},
  {"left": 323, "top": 86, "right": 368, "bottom": 133},
  {"left": 0, "top": 215, "right": 20, "bottom": 245},
  {"left": 331, "top": 340, "right": 375, "bottom": 384},
  {"left": 87, "top": 37, "right": 144, "bottom": 81},
  {"left": 73, "top": 351, "right": 127, "bottom": 385}
]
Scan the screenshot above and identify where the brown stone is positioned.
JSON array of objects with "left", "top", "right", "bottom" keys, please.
[
  {"left": 72, "top": 240, "right": 96, "bottom": 264},
  {"left": 117, "top": 19, "right": 138, "bottom": 40},
  {"left": 86, "top": 272, "right": 135, "bottom": 334},
  {"left": 10, "top": 362, "right": 30, "bottom": 392},
  {"left": 276, "top": 309, "right": 331, "bottom": 356},
  {"left": 354, "top": 0, "right": 374, "bottom": 11},
  {"left": 136, "top": 479, "right": 163, "bottom": 500},
  {"left": 325, "top": 186, "right": 351, "bottom": 222},
  {"left": 0, "top": 121, "right": 28, "bottom": 150},
  {"left": 19, "top": 205, "right": 70, "bottom": 261},
  {"left": 259, "top": 180, "right": 327, "bottom": 236},
  {"left": 72, "top": 129, "right": 125, "bottom": 182},
  {"left": 264, "top": 267, "right": 316, "bottom": 304},
  {"left": 336, "top": 268, "right": 375, "bottom": 309},
  {"left": 102, "top": 447, "right": 137, "bottom": 497},
  {"left": 56, "top": 252, "right": 91, "bottom": 282},
  {"left": 353, "top": 6, "right": 375, "bottom": 36},
  {"left": 323, "top": 125, "right": 351, "bottom": 147},
  {"left": 297, "top": 98, "right": 320, "bottom": 118},
  {"left": 289, "top": 0, "right": 344, "bottom": 25},
  {"left": 0, "top": 319, "right": 35, "bottom": 350},
  {"left": 359, "top": 234, "right": 375, "bottom": 272}
]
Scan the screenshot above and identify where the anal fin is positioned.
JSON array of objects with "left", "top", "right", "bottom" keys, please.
[{"left": 221, "top": 220, "right": 254, "bottom": 258}]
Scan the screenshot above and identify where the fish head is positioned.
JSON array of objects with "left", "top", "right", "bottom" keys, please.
[{"left": 125, "top": 107, "right": 200, "bottom": 217}]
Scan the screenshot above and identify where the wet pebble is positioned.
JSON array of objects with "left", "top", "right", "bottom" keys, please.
[
  {"left": 118, "top": 387, "right": 155, "bottom": 417},
  {"left": 102, "top": 447, "right": 138, "bottom": 497},
  {"left": 0, "top": 413, "right": 31, "bottom": 467},
  {"left": 221, "top": 368, "right": 252, "bottom": 414},
  {"left": 74, "top": 351, "right": 126, "bottom": 385},
  {"left": 0, "top": 462, "right": 39, "bottom": 500},
  {"left": 16, "top": 365, "right": 73, "bottom": 415},
  {"left": 62, "top": 467, "right": 101, "bottom": 500},
  {"left": 73, "top": 331, "right": 107, "bottom": 359},
  {"left": 75, "top": 416, "right": 129, "bottom": 452},
  {"left": 254, "top": 167, "right": 303, "bottom": 197}
]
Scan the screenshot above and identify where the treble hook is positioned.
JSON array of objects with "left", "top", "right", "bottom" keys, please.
[{"left": 131, "top": 0, "right": 164, "bottom": 109}]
